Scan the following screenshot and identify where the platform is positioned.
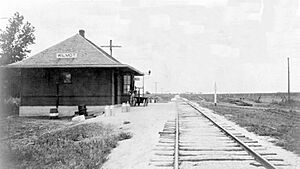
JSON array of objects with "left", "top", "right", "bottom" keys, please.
[{"left": 88, "top": 102, "right": 176, "bottom": 169}]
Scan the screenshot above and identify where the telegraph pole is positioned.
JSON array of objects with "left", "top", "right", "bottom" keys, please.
[
  {"left": 154, "top": 82, "right": 158, "bottom": 94},
  {"left": 214, "top": 82, "right": 217, "bottom": 106},
  {"left": 287, "top": 57, "right": 290, "bottom": 103},
  {"left": 142, "top": 70, "right": 151, "bottom": 96},
  {"left": 143, "top": 76, "right": 145, "bottom": 96},
  {"left": 101, "top": 40, "right": 122, "bottom": 57}
]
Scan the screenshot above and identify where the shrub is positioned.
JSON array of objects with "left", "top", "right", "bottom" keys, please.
[
  {"left": 117, "top": 131, "right": 133, "bottom": 141},
  {"left": 0, "top": 97, "right": 20, "bottom": 117}
]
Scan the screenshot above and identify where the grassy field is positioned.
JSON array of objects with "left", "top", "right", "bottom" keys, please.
[
  {"left": 181, "top": 93, "right": 300, "bottom": 155},
  {"left": 185, "top": 92, "right": 300, "bottom": 109},
  {"left": 0, "top": 117, "right": 131, "bottom": 169}
]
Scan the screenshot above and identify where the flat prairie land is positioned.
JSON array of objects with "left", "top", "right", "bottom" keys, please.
[{"left": 181, "top": 93, "right": 300, "bottom": 155}]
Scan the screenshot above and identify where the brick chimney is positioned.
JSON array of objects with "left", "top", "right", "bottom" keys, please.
[{"left": 79, "top": 30, "right": 85, "bottom": 37}]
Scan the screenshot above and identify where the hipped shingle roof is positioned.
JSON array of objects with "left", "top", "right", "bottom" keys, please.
[{"left": 5, "top": 33, "right": 143, "bottom": 75}]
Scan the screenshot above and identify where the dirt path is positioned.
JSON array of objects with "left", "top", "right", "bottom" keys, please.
[{"left": 87, "top": 103, "right": 176, "bottom": 169}]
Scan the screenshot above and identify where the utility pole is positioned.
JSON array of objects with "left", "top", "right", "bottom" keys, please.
[
  {"left": 101, "top": 40, "right": 122, "bottom": 57},
  {"left": 142, "top": 70, "right": 151, "bottom": 96},
  {"left": 56, "top": 82, "right": 59, "bottom": 109},
  {"left": 143, "top": 77, "right": 145, "bottom": 96},
  {"left": 214, "top": 82, "right": 217, "bottom": 106},
  {"left": 154, "top": 82, "right": 158, "bottom": 94},
  {"left": 287, "top": 57, "right": 290, "bottom": 103}
]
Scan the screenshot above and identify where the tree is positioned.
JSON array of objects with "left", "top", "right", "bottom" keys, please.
[
  {"left": 0, "top": 12, "right": 35, "bottom": 65},
  {"left": 0, "top": 12, "right": 35, "bottom": 115}
]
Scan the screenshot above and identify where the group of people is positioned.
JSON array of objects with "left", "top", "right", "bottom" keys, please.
[
  {"left": 129, "top": 89, "right": 149, "bottom": 106},
  {"left": 129, "top": 90, "right": 138, "bottom": 106}
]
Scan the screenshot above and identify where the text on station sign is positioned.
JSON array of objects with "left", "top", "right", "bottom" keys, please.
[{"left": 56, "top": 53, "right": 77, "bottom": 58}]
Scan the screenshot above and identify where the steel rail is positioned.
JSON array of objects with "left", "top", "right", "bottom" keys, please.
[
  {"left": 174, "top": 101, "right": 179, "bottom": 169},
  {"left": 184, "top": 99, "right": 277, "bottom": 169}
]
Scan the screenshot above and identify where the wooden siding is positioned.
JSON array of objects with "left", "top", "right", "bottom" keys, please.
[
  {"left": 21, "top": 68, "right": 113, "bottom": 106},
  {"left": 21, "top": 68, "right": 133, "bottom": 106}
]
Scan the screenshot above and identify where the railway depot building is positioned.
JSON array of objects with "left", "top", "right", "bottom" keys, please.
[{"left": 6, "top": 30, "right": 143, "bottom": 116}]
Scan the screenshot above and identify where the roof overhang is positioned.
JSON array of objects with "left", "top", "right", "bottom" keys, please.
[{"left": 2, "top": 64, "right": 144, "bottom": 76}]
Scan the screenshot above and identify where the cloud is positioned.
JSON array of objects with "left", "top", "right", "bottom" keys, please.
[
  {"left": 210, "top": 44, "right": 240, "bottom": 58},
  {"left": 149, "top": 14, "right": 170, "bottom": 30},
  {"left": 179, "top": 21, "right": 205, "bottom": 34},
  {"left": 187, "top": 0, "right": 228, "bottom": 7}
]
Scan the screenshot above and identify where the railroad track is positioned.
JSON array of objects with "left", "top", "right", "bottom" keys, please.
[{"left": 149, "top": 98, "right": 290, "bottom": 169}]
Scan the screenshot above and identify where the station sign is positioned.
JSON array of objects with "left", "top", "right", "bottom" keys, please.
[
  {"left": 134, "top": 77, "right": 141, "bottom": 81},
  {"left": 56, "top": 53, "right": 77, "bottom": 59}
]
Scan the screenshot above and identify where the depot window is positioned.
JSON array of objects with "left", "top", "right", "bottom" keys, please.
[
  {"left": 61, "top": 72, "right": 72, "bottom": 84},
  {"left": 123, "top": 75, "right": 131, "bottom": 94}
]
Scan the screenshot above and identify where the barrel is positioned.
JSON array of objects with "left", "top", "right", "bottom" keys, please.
[
  {"left": 104, "top": 106, "right": 110, "bottom": 116},
  {"left": 78, "top": 105, "right": 87, "bottom": 116},
  {"left": 49, "top": 108, "right": 59, "bottom": 119},
  {"left": 121, "top": 103, "right": 126, "bottom": 112}
]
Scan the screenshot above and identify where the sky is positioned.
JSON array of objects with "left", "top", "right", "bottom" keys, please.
[{"left": 0, "top": 0, "right": 300, "bottom": 94}]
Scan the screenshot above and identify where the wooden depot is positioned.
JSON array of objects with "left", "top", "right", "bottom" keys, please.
[{"left": 5, "top": 30, "right": 144, "bottom": 116}]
